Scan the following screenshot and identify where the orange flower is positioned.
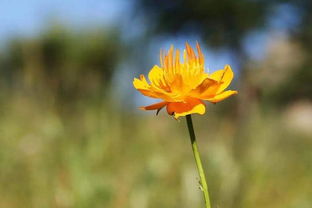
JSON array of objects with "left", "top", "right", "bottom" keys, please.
[{"left": 133, "top": 42, "right": 238, "bottom": 118}]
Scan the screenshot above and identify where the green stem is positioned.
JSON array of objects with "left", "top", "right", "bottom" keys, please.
[{"left": 186, "top": 115, "right": 211, "bottom": 208}]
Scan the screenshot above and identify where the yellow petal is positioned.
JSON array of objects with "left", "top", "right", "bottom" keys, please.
[
  {"left": 209, "top": 65, "right": 234, "bottom": 93},
  {"left": 166, "top": 98, "right": 206, "bottom": 119},
  {"left": 133, "top": 75, "right": 149, "bottom": 90},
  {"left": 133, "top": 75, "right": 158, "bottom": 98},
  {"left": 205, "top": 90, "right": 238, "bottom": 103},
  {"left": 134, "top": 72, "right": 175, "bottom": 101},
  {"left": 190, "top": 77, "right": 219, "bottom": 98},
  {"left": 148, "top": 65, "right": 166, "bottom": 88},
  {"left": 174, "top": 103, "right": 205, "bottom": 119}
]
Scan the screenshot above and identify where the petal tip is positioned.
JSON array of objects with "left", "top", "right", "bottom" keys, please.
[{"left": 230, "top": 90, "right": 238, "bottom": 95}]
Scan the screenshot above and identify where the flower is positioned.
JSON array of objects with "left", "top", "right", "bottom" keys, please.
[{"left": 133, "top": 42, "right": 238, "bottom": 118}]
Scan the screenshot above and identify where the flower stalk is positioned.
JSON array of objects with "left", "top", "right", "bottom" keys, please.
[{"left": 186, "top": 115, "right": 211, "bottom": 208}]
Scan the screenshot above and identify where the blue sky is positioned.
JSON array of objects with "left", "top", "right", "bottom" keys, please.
[
  {"left": 0, "top": 2, "right": 300, "bottom": 71},
  {"left": 0, "top": 1, "right": 299, "bottom": 53},
  {"left": 0, "top": 0, "right": 130, "bottom": 39},
  {"left": 0, "top": 1, "right": 300, "bottom": 71}
]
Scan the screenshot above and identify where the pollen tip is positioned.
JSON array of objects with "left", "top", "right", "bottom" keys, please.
[{"left": 185, "top": 41, "right": 191, "bottom": 48}]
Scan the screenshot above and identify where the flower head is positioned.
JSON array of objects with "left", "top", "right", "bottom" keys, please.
[{"left": 133, "top": 42, "right": 238, "bottom": 118}]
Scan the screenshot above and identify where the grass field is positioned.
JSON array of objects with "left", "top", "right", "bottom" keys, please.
[{"left": 0, "top": 83, "right": 311, "bottom": 208}]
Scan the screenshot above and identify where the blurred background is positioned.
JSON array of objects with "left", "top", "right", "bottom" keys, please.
[{"left": 0, "top": 0, "right": 311, "bottom": 208}]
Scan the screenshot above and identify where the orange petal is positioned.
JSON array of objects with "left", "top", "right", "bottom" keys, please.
[
  {"left": 140, "top": 101, "right": 167, "bottom": 110},
  {"left": 209, "top": 65, "right": 234, "bottom": 93},
  {"left": 196, "top": 42, "right": 204, "bottom": 66},
  {"left": 136, "top": 89, "right": 159, "bottom": 99},
  {"left": 166, "top": 98, "right": 206, "bottom": 119},
  {"left": 206, "top": 90, "right": 238, "bottom": 103},
  {"left": 185, "top": 42, "right": 196, "bottom": 60},
  {"left": 170, "top": 74, "right": 183, "bottom": 92},
  {"left": 137, "top": 88, "right": 177, "bottom": 102}
]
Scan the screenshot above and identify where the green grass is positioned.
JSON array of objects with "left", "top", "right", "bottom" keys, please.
[{"left": 0, "top": 89, "right": 311, "bottom": 208}]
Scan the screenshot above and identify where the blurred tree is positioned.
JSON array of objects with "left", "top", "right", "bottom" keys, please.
[
  {"left": 279, "top": 1, "right": 312, "bottom": 102},
  {"left": 0, "top": 25, "right": 123, "bottom": 128},
  {"left": 0, "top": 25, "right": 122, "bottom": 101},
  {"left": 258, "top": 1, "right": 312, "bottom": 104},
  {"left": 135, "top": 0, "right": 271, "bottom": 48}
]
